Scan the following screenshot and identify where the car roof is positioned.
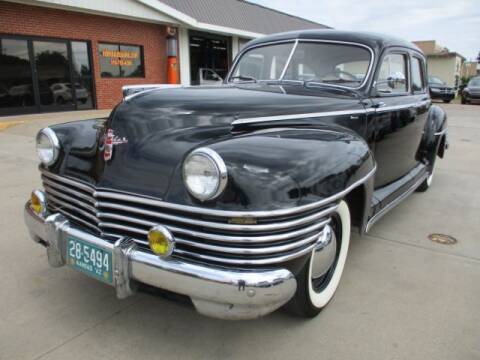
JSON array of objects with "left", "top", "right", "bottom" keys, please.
[{"left": 245, "top": 29, "right": 423, "bottom": 55}]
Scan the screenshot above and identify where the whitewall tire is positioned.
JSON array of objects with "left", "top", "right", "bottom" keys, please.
[{"left": 286, "top": 200, "right": 351, "bottom": 317}]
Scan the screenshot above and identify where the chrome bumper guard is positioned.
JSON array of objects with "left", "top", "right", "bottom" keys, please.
[{"left": 24, "top": 202, "right": 297, "bottom": 320}]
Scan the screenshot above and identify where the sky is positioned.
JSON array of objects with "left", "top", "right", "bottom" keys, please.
[{"left": 249, "top": 0, "right": 480, "bottom": 60}]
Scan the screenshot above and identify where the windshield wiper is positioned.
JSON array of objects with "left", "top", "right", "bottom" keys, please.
[
  {"left": 303, "top": 80, "right": 360, "bottom": 96},
  {"left": 230, "top": 75, "right": 257, "bottom": 83}
]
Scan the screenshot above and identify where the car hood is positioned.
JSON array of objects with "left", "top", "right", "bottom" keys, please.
[{"left": 55, "top": 84, "right": 365, "bottom": 202}]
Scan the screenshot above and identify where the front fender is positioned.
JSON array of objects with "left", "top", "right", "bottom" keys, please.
[
  {"left": 203, "top": 127, "right": 375, "bottom": 211},
  {"left": 418, "top": 105, "right": 448, "bottom": 165}
]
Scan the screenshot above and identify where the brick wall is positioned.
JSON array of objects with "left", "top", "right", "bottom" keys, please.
[{"left": 0, "top": 1, "right": 168, "bottom": 109}]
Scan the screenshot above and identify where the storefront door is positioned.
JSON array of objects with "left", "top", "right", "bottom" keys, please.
[
  {"left": 189, "top": 31, "right": 230, "bottom": 86},
  {"left": 0, "top": 36, "right": 95, "bottom": 116}
]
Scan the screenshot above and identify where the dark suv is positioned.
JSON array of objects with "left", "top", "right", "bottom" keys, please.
[
  {"left": 462, "top": 77, "right": 480, "bottom": 104},
  {"left": 428, "top": 76, "right": 455, "bottom": 103}
]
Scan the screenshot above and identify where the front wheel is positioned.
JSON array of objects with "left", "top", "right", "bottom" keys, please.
[
  {"left": 443, "top": 100, "right": 451, "bottom": 103},
  {"left": 286, "top": 200, "right": 351, "bottom": 317}
]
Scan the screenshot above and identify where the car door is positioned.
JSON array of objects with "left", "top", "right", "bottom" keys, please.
[{"left": 370, "top": 50, "right": 423, "bottom": 188}]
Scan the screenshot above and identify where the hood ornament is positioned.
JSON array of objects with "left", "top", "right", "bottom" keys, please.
[{"left": 103, "top": 129, "right": 128, "bottom": 161}]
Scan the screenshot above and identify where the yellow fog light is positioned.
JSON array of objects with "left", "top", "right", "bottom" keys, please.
[
  {"left": 30, "top": 190, "right": 47, "bottom": 216},
  {"left": 148, "top": 225, "right": 175, "bottom": 257}
]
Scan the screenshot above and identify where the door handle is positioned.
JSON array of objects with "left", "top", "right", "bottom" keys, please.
[{"left": 371, "top": 101, "right": 386, "bottom": 109}]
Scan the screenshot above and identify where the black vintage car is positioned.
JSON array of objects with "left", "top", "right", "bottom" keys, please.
[
  {"left": 461, "top": 76, "right": 480, "bottom": 104},
  {"left": 25, "top": 30, "right": 447, "bottom": 320},
  {"left": 428, "top": 76, "right": 455, "bottom": 103}
]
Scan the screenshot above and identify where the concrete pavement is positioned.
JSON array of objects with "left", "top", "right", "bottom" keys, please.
[{"left": 0, "top": 104, "right": 479, "bottom": 360}]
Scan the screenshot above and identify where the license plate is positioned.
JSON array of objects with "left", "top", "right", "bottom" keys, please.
[{"left": 67, "top": 236, "right": 113, "bottom": 284}]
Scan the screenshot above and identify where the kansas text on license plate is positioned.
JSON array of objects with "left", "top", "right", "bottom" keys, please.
[{"left": 67, "top": 236, "right": 113, "bottom": 284}]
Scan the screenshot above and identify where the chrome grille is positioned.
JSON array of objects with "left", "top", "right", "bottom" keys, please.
[{"left": 41, "top": 170, "right": 337, "bottom": 266}]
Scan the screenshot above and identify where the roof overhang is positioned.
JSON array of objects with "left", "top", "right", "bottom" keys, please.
[{"left": 136, "top": 0, "right": 265, "bottom": 38}]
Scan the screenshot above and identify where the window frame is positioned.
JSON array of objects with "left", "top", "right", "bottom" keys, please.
[
  {"left": 98, "top": 42, "right": 145, "bottom": 79},
  {"left": 227, "top": 39, "right": 375, "bottom": 90},
  {"left": 410, "top": 54, "right": 427, "bottom": 94},
  {"left": 372, "top": 49, "right": 411, "bottom": 97}
]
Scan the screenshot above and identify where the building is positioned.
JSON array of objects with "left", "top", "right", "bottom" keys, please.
[
  {"left": 0, "top": 0, "right": 328, "bottom": 116},
  {"left": 413, "top": 40, "right": 465, "bottom": 89},
  {"left": 462, "top": 61, "right": 480, "bottom": 78}
]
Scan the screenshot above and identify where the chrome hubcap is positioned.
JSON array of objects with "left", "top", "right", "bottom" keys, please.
[{"left": 311, "top": 224, "right": 337, "bottom": 279}]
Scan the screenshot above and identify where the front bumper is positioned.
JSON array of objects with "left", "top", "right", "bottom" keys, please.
[
  {"left": 430, "top": 91, "right": 455, "bottom": 101},
  {"left": 24, "top": 202, "right": 297, "bottom": 320}
]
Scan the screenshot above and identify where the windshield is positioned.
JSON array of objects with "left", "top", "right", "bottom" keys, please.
[
  {"left": 468, "top": 78, "right": 480, "bottom": 87},
  {"left": 229, "top": 42, "right": 372, "bottom": 88},
  {"left": 429, "top": 76, "right": 445, "bottom": 85}
]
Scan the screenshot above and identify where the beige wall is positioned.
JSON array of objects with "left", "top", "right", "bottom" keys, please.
[
  {"left": 414, "top": 40, "right": 443, "bottom": 55},
  {"left": 462, "top": 62, "right": 479, "bottom": 78},
  {"left": 427, "top": 55, "right": 463, "bottom": 88}
]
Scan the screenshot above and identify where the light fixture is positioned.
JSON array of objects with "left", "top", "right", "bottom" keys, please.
[
  {"left": 182, "top": 147, "right": 227, "bottom": 201},
  {"left": 36, "top": 128, "right": 60, "bottom": 166},
  {"left": 148, "top": 225, "right": 175, "bottom": 257}
]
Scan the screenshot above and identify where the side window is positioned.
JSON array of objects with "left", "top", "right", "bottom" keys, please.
[
  {"left": 376, "top": 54, "right": 408, "bottom": 94},
  {"left": 411, "top": 57, "right": 425, "bottom": 93}
]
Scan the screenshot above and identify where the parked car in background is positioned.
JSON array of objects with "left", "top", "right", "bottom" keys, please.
[
  {"left": 25, "top": 30, "right": 447, "bottom": 320},
  {"left": 50, "top": 83, "right": 88, "bottom": 105},
  {"left": 428, "top": 76, "right": 455, "bottom": 103},
  {"left": 198, "top": 68, "right": 223, "bottom": 86},
  {"left": 461, "top": 77, "right": 480, "bottom": 104}
]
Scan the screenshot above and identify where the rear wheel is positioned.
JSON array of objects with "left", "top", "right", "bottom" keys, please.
[
  {"left": 461, "top": 96, "right": 468, "bottom": 104},
  {"left": 286, "top": 200, "right": 351, "bottom": 317}
]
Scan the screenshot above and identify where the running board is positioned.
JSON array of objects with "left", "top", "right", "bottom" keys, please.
[{"left": 365, "top": 170, "right": 428, "bottom": 233}]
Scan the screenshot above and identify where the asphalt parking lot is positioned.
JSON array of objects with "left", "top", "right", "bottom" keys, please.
[{"left": 0, "top": 104, "right": 479, "bottom": 360}]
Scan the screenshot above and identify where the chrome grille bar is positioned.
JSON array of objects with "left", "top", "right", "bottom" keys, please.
[
  {"left": 97, "top": 203, "right": 337, "bottom": 232},
  {"left": 41, "top": 170, "right": 338, "bottom": 266},
  {"left": 99, "top": 222, "right": 324, "bottom": 255}
]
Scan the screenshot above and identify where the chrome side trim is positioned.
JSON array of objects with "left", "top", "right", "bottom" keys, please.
[
  {"left": 232, "top": 101, "right": 430, "bottom": 126},
  {"left": 365, "top": 171, "right": 429, "bottom": 233},
  {"left": 41, "top": 166, "right": 376, "bottom": 218},
  {"left": 232, "top": 109, "right": 368, "bottom": 125}
]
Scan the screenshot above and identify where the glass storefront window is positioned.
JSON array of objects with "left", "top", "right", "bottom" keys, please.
[
  {"left": 72, "top": 41, "right": 94, "bottom": 109},
  {"left": 33, "top": 41, "right": 71, "bottom": 108},
  {"left": 98, "top": 43, "right": 144, "bottom": 78},
  {"left": 0, "top": 38, "right": 34, "bottom": 110},
  {"left": 0, "top": 36, "right": 94, "bottom": 115}
]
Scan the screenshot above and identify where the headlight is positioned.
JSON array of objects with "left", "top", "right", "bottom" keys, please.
[
  {"left": 36, "top": 128, "right": 60, "bottom": 166},
  {"left": 183, "top": 147, "right": 227, "bottom": 201}
]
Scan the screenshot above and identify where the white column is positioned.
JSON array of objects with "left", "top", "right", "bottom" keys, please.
[
  {"left": 178, "top": 27, "right": 191, "bottom": 86},
  {"left": 231, "top": 36, "right": 239, "bottom": 60}
]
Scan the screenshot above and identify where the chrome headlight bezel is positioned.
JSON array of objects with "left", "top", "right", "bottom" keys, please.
[
  {"left": 182, "top": 147, "right": 228, "bottom": 201},
  {"left": 36, "top": 127, "right": 60, "bottom": 166}
]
